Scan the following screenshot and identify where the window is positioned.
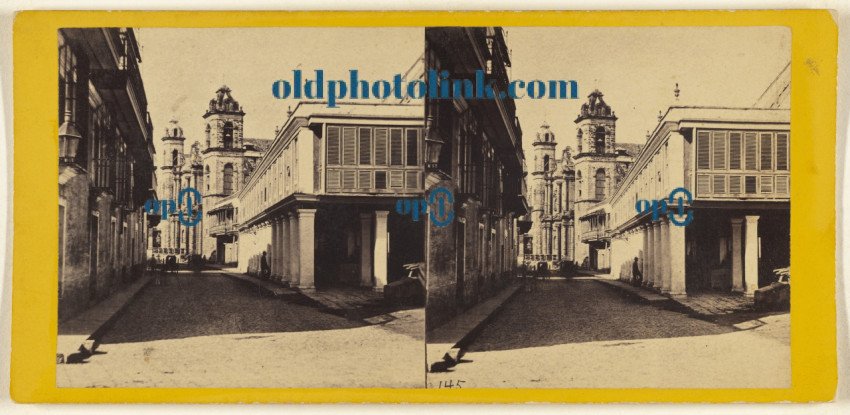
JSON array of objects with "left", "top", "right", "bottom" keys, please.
[
  {"left": 327, "top": 126, "right": 340, "bottom": 165},
  {"left": 406, "top": 129, "right": 419, "bottom": 166},
  {"left": 712, "top": 132, "right": 726, "bottom": 170},
  {"left": 543, "top": 155, "right": 550, "bottom": 172},
  {"left": 359, "top": 128, "right": 372, "bottom": 165},
  {"left": 390, "top": 128, "right": 403, "bottom": 166},
  {"left": 595, "top": 169, "right": 605, "bottom": 200},
  {"left": 729, "top": 132, "right": 742, "bottom": 170},
  {"left": 223, "top": 122, "right": 234, "bottom": 149},
  {"left": 342, "top": 127, "right": 357, "bottom": 165},
  {"left": 223, "top": 163, "right": 234, "bottom": 195},
  {"left": 744, "top": 132, "right": 758, "bottom": 170},
  {"left": 594, "top": 127, "right": 606, "bottom": 154},
  {"left": 205, "top": 165, "right": 210, "bottom": 192},
  {"left": 375, "top": 128, "right": 388, "bottom": 165},
  {"left": 760, "top": 133, "right": 773, "bottom": 170},
  {"left": 172, "top": 149, "right": 179, "bottom": 167},
  {"left": 696, "top": 131, "right": 710, "bottom": 170},
  {"left": 776, "top": 133, "right": 788, "bottom": 171}
]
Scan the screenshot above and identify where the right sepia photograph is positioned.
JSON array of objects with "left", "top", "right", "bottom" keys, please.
[{"left": 423, "top": 26, "right": 791, "bottom": 389}]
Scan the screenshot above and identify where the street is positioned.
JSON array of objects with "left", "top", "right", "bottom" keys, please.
[
  {"left": 427, "top": 278, "right": 790, "bottom": 389},
  {"left": 57, "top": 272, "right": 424, "bottom": 388}
]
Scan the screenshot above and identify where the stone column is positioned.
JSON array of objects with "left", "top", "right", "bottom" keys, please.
[
  {"left": 653, "top": 221, "right": 663, "bottom": 290},
  {"left": 360, "top": 213, "right": 373, "bottom": 287},
  {"left": 373, "top": 211, "right": 389, "bottom": 292},
  {"left": 280, "top": 215, "right": 290, "bottom": 285},
  {"left": 288, "top": 212, "right": 300, "bottom": 287},
  {"left": 744, "top": 215, "right": 760, "bottom": 296},
  {"left": 296, "top": 208, "right": 317, "bottom": 290},
  {"left": 731, "top": 218, "right": 744, "bottom": 292},
  {"left": 645, "top": 224, "right": 654, "bottom": 287},
  {"left": 669, "top": 221, "right": 687, "bottom": 296},
  {"left": 660, "top": 218, "right": 672, "bottom": 293},
  {"left": 270, "top": 219, "right": 278, "bottom": 280}
]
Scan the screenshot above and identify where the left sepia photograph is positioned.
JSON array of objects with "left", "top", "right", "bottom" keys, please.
[{"left": 55, "top": 27, "right": 427, "bottom": 388}]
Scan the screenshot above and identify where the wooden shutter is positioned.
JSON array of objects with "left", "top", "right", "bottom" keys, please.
[
  {"left": 744, "top": 132, "right": 757, "bottom": 170},
  {"left": 374, "top": 128, "right": 388, "bottom": 165},
  {"left": 390, "top": 128, "right": 403, "bottom": 166},
  {"left": 712, "top": 132, "right": 726, "bottom": 170},
  {"left": 713, "top": 175, "right": 726, "bottom": 194},
  {"left": 776, "top": 133, "right": 788, "bottom": 170},
  {"left": 375, "top": 171, "right": 387, "bottom": 189},
  {"left": 327, "top": 126, "right": 340, "bottom": 165},
  {"left": 760, "top": 176, "right": 773, "bottom": 193},
  {"left": 729, "top": 175, "right": 742, "bottom": 194},
  {"left": 406, "top": 129, "right": 419, "bottom": 166},
  {"left": 696, "top": 174, "right": 711, "bottom": 195},
  {"left": 359, "top": 127, "right": 372, "bottom": 165},
  {"left": 342, "top": 127, "right": 356, "bottom": 165},
  {"left": 729, "top": 132, "right": 742, "bottom": 170},
  {"left": 696, "top": 131, "right": 710, "bottom": 170},
  {"left": 745, "top": 176, "right": 757, "bottom": 194},
  {"left": 760, "top": 133, "right": 772, "bottom": 170}
]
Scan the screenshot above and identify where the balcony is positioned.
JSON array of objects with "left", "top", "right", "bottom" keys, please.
[
  {"left": 209, "top": 222, "right": 239, "bottom": 236},
  {"left": 580, "top": 228, "right": 610, "bottom": 243}
]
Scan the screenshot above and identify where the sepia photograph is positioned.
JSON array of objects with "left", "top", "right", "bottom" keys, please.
[
  {"left": 424, "top": 26, "right": 792, "bottom": 389},
  {"left": 55, "top": 27, "right": 427, "bottom": 388}
]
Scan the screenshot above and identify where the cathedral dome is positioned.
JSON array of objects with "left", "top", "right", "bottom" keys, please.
[
  {"left": 576, "top": 89, "right": 616, "bottom": 122},
  {"left": 208, "top": 85, "right": 243, "bottom": 114},
  {"left": 164, "top": 118, "right": 184, "bottom": 139},
  {"left": 535, "top": 122, "right": 555, "bottom": 143}
]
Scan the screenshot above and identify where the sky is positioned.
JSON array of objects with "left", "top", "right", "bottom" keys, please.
[
  {"left": 504, "top": 26, "right": 790, "bottom": 156},
  {"left": 135, "top": 26, "right": 789, "bottom": 162},
  {"left": 134, "top": 27, "right": 423, "bottom": 159}
]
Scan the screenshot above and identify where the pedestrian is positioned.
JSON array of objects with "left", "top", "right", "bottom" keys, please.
[
  {"left": 260, "top": 251, "right": 270, "bottom": 279},
  {"left": 632, "top": 257, "right": 643, "bottom": 287},
  {"left": 149, "top": 256, "right": 162, "bottom": 286}
]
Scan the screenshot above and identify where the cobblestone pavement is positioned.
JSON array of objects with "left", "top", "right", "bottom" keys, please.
[
  {"left": 427, "top": 279, "right": 790, "bottom": 389},
  {"left": 57, "top": 272, "right": 424, "bottom": 388}
]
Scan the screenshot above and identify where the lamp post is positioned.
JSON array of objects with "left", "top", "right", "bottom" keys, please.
[{"left": 58, "top": 80, "right": 81, "bottom": 163}]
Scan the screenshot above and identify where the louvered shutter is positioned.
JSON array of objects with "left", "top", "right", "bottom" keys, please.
[
  {"left": 390, "top": 128, "right": 403, "bottom": 166},
  {"left": 327, "top": 126, "right": 340, "bottom": 165},
  {"left": 342, "top": 127, "right": 357, "bottom": 165},
  {"left": 696, "top": 131, "right": 710, "bottom": 170},
  {"left": 729, "top": 132, "right": 742, "bottom": 170},
  {"left": 359, "top": 127, "right": 372, "bottom": 165},
  {"left": 375, "top": 128, "right": 388, "bottom": 165},
  {"left": 760, "top": 133, "right": 772, "bottom": 170},
  {"left": 776, "top": 133, "right": 788, "bottom": 171},
  {"left": 406, "top": 129, "right": 419, "bottom": 166},
  {"left": 744, "top": 133, "right": 757, "bottom": 170},
  {"left": 712, "top": 132, "right": 726, "bottom": 170}
]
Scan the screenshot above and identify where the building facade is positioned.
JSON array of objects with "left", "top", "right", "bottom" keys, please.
[
  {"left": 579, "top": 65, "right": 791, "bottom": 296},
  {"left": 226, "top": 101, "right": 425, "bottom": 291},
  {"left": 58, "top": 28, "right": 156, "bottom": 320},
  {"left": 147, "top": 87, "right": 270, "bottom": 264},
  {"left": 603, "top": 106, "right": 790, "bottom": 296},
  {"left": 424, "top": 27, "right": 529, "bottom": 330},
  {"left": 525, "top": 91, "right": 641, "bottom": 271}
]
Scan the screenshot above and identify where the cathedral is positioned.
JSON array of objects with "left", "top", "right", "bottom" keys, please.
[
  {"left": 525, "top": 90, "right": 642, "bottom": 270},
  {"left": 148, "top": 86, "right": 271, "bottom": 262}
]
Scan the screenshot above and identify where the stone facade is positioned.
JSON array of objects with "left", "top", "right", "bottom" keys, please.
[
  {"left": 58, "top": 28, "right": 155, "bottom": 321},
  {"left": 525, "top": 90, "right": 639, "bottom": 270}
]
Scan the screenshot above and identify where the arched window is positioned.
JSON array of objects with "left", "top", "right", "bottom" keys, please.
[
  {"left": 205, "top": 124, "right": 211, "bottom": 148},
  {"left": 543, "top": 155, "right": 550, "bottom": 172},
  {"left": 222, "top": 163, "right": 234, "bottom": 195},
  {"left": 595, "top": 168, "right": 606, "bottom": 200},
  {"left": 222, "top": 122, "right": 234, "bottom": 149},
  {"left": 204, "top": 165, "right": 210, "bottom": 193},
  {"left": 594, "top": 127, "right": 606, "bottom": 154},
  {"left": 576, "top": 170, "right": 582, "bottom": 198},
  {"left": 171, "top": 149, "right": 179, "bottom": 167}
]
